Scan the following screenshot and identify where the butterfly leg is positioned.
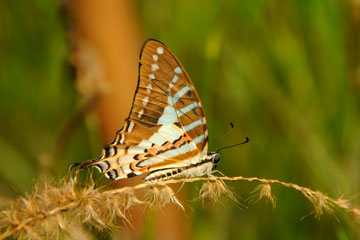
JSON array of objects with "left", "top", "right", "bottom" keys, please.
[
  {"left": 208, "top": 170, "right": 228, "bottom": 189},
  {"left": 209, "top": 169, "right": 226, "bottom": 177}
]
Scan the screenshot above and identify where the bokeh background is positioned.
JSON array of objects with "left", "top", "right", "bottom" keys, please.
[{"left": 1, "top": 0, "right": 360, "bottom": 239}]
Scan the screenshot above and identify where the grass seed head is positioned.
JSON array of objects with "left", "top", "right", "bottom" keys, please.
[{"left": 249, "top": 184, "right": 276, "bottom": 208}]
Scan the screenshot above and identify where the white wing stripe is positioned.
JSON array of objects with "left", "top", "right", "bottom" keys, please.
[
  {"left": 169, "top": 75, "right": 179, "bottom": 89},
  {"left": 148, "top": 132, "right": 168, "bottom": 146},
  {"left": 178, "top": 103, "right": 198, "bottom": 117},
  {"left": 137, "top": 157, "right": 163, "bottom": 167},
  {"left": 138, "top": 142, "right": 198, "bottom": 168},
  {"left": 158, "top": 96, "right": 178, "bottom": 125},
  {"left": 158, "top": 108, "right": 177, "bottom": 124},
  {"left": 121, "top": 165, "right": 131, "bottom": 174},
  {"left": 161, "top": 142, "right": 197, "bottom": 158},
  {"left": 183, "top": 119, "right": 204, "bottom": 132},
  {"left": 118, "top": 155, "right": 136, "bottom": 164},
  {"left": 173, "top": 86, "right": 190, "bottom": 102},
  {"left": 193, "top": 135, "right": 204, "bottom": 144},
  {"left": 158, "top": 125, "right": 182, "bottom": 141}
]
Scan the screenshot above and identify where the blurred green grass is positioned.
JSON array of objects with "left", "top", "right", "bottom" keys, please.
[{"left": 1, "top": 0, "right": 359, "bottom": 239}]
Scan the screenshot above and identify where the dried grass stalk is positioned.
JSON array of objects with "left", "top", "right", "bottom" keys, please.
[{"left": 0, "top": 175, "right": 359, "bottom": 239}]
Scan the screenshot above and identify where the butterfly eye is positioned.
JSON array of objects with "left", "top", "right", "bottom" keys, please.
[{"left": 213, "top": 154, "right": 221, "bottom": 164}]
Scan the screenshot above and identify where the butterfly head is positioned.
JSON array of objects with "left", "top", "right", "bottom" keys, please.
[{"left": 206, "top": 152, "right": 221, "bottom": 169}]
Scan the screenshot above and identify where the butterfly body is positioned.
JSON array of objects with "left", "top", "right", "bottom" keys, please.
[
  {"left": 77, "top": 39, "right": 220, "bottom": 182},
  {"left": 144, "top": 152, "right": 220, "bottom": 183}
]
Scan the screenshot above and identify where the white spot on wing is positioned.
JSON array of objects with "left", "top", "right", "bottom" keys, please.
[
  {"left": 172, "top": 75, "right": 179, "bottom": 83},
  {"left": 127, "top": 121, "right": 135, "bottom": 133},
  {"left": 149, "top": 73, "right": 155, "bottom": 80},
  {"left": 174, "top": 66, "right": 182, "bottom": 74},
  {"left": 147, "top": 84, "right": 152, "bottom": 93},
  {"left": 151, "top": 64, "right": 159, "bottom": 71},
  {"left": 152, "top": 54, "right": 158, "bottom": 61},
  {"left": 169, "top": 75, "right": 179, "bottom": 89},
  {"left": 119, "top": 134, "right": 125, "bottom": 144},
  {"left": 143, "top": 96, "right": 149, "bottom": 106},
  {"left": 137, "top": 109, "right": 144, "bottom": 118},
  {"left": 157, "top": 47, "right": 164, "bottom": 54}
]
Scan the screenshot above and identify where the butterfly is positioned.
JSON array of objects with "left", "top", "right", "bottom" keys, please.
[{"left": 74, "top": 39, "right": 221, "bottom": 183}]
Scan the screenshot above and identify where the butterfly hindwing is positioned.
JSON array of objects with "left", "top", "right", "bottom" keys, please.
[
  {"left": 84, "top": 121, "right": 201, "bottom": 180},
  {"left": 79, "top": 40, "right": 209, "bottom": 180}
]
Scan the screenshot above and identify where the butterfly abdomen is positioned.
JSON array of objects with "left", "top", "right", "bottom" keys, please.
[{"left": 144, "top": 158, "right": 214, "bottom": 183}]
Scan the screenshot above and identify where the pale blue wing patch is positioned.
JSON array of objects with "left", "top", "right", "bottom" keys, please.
[
  {"left": 136, "top": 157, "right": 164, "bottom": 168},
  {"left": 159, "top": 142, "right": 197, "bottom": 159},
  {"left": 193, "top": 135, "right": 204, "bottom": 145},
  {"left": 157, "top": 96, "right": 178, "bottom": 125},
  {"left": 182, "top": 118, "right": 204, "bottom": 132},
  {"left": 173, "top": 86, "right": 190, "bottom": 103},
  {"left": 178, "top": 103, "right": 199, "bottom": 117},
  {"left": 157, "top": 124, "right": 183, "bottom": 142}
]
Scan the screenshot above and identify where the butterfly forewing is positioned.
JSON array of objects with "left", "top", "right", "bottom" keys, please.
[{"left": 79, "top": 40, "right": 209, "bottom": 180}]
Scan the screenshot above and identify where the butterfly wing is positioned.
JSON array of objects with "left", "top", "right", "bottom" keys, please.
[
  {"left": 131, "top": 39, "right": 209, "bottom": 149},
  {"left": 79, "top": 40, "right": 209, "bottom": 180}
]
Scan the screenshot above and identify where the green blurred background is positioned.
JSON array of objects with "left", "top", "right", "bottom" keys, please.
[{"left": 0, "top": 0, "right": 359, "bottom": 239}]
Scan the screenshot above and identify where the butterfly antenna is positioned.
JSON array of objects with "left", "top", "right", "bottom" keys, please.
[
  {"left": 217, "top": 137, "right": 249, "bottom": 152},
  {"left": 215, "top": 122, "right": 235, "bottom": 152}
]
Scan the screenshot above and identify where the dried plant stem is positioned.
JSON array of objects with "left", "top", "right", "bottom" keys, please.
[
  {"left": 106, "top": 176, "right": 354, "bottom": 218},
  {"left": 0, "top": 175, "right": 359, "bottom": 239}
]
